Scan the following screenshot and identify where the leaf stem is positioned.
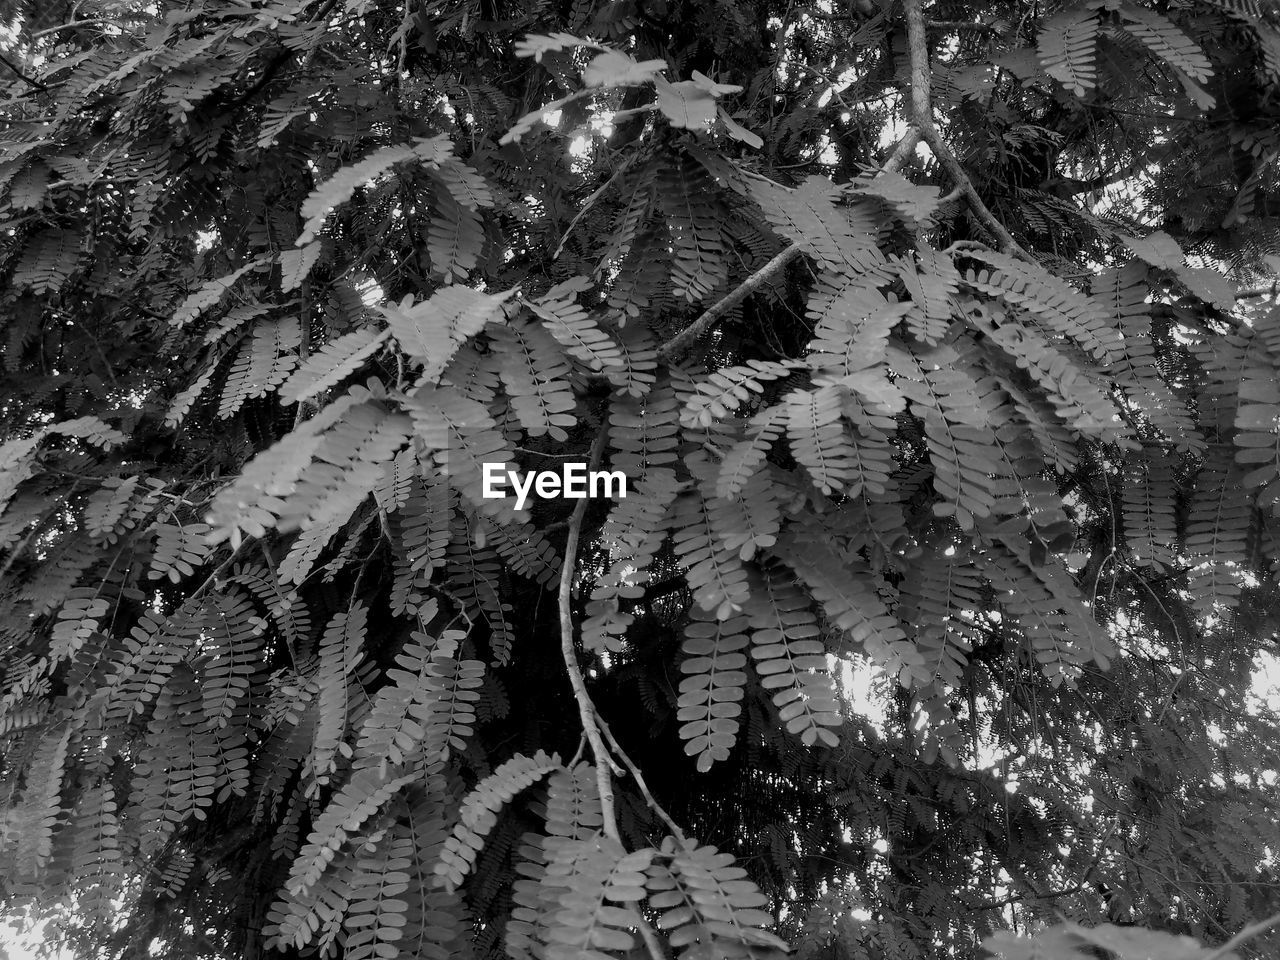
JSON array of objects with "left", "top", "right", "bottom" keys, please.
[{"left": 29, "top": 19, "right": 113, "bottom": 40}]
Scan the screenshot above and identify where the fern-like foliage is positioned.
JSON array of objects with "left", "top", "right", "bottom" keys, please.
[
  {"left": 1037, "top": 2, "right": 1102, "bottom": 96},
  {"left": 490, "top": 320, "right": 578, "bottom": 441},
  {"left": 436, "top": 751, "right": 561, "bottom": 888},
  {"left": 745, "top": 572, "right": 841, "bottom": 747},
  {"left": 775, "top": 528, "right": 927, "bottom": 686},
  {"left": 890, "top": 344, "right": 1001, "bottom": 530},
  {"left": 1184, "top": 445, "right": 1251, "bottom": 616},
  {"left": 716, "top": 406, "right": 788, "bottom": 500},
  {"left": 383, "top": 285, "right": 512, "bottom": 383},
  {"left": 682, "top": 359, "right": 805, "bottom": 428},
  {"left": 410, "top": 385, "right": 520, "bottom": 518},
  {"left": 297, "top": 138, "right": 452, "bottom": 244},
  {"left": 961, "top": 249, "right": 1123, "bottom": 364},
  {"left": 1123, "top": 452, "right": 1179, "bottom": 572},
  {"left": 898, "top": 542, "right": 983, "bottom": 691},
  {"left": 747, "top": 175, "right": 883, "bottom": 274},
  {"left": 281, "top": 327, "right": 389, "bottom": 404},
  {"left": 312, "top": 603, "right": 368, "bottom": 784},
  {"left": 647, "top": 838, "right": 789, "bottom": 958},
  {"left": 4, "top": 9, "right": 1280, "bottom": 960},
  {"left": 526, "top": 278, "right": 625, "bottom": 374},
  {"left": 11, "top": 227, "right": 79, "bottom": 294},
  {"left": 660, "top": 157, "right": 728, "bottom": 302},
  {"left": 672, "top": 488, "right": 752, "bottom": 618},
  {"left": 1118, "top": 1, "right": 1213, "bottom": 83},
  {"left": 677, "top": 607, "right": 751, "bottom": 771},
  {"left": 898, "top": 247, "right": 960, "bottom": 346},
  {"left": 218, "top": 317, "right": 303, "bottom": 418}
]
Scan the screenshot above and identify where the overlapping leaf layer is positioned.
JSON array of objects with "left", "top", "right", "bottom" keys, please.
[{"left": 1, "top": 1, "right": 1279, "bottom": 958}]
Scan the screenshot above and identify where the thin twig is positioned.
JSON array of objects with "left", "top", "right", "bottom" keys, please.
[
  {"left": 568, "top": 733, "right": 588, "bottom": 768},
  {"left": 558, "top": 421, "right": 621, "bottom": 842},
  {"left": 554, "top": 155, "right": 633, "bottom": 260},
  {"left": 967, "top": 883, "right": 1084, "bottom": 912},
  {"left": 0, "top": 50, "right": 48, "bottom": 91},
  {"left": 658, "top": 245, "right": 802, "bottom": 363},
  {"left": 189, "top": 540, "right": 250, "bottom": 601},
  {"left": 902, "top": 0, "right": 1028, "bottom": 259},
  {"left": 222, "top": 0, "right": 342, "bottom": 114},
  {"left": 926, "top": 19, "right": 996, "bottom": 32},
  {"left": 1202, "top": 910, "right": 1280, "bottom": 960},
  {"left": 1236, "top": 282, "right": 1279, "bottom": 300},
  {"left": 29, "top": 18, "right": 113, "bottom": 40},
  {"left": 598, "top": 718, "right": 687, "bottom": 844},
  {"left": 0, "top": 510, "right": 57, "bottom": 583},
  {"left": 660, "top": 65, "right": 941, "bottom": 366}
]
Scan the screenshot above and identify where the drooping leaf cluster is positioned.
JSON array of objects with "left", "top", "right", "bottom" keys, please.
[{"left": 1, "top": 1, "right": 1279, "bottom": 959}]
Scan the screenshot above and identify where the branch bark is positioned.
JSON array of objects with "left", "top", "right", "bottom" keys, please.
[
  {"left": 0, "top": 50, "right": 49, "bottom": 91},
  {"left": 901, "top": 0, "right": 1029, "bottom": 259},
  {"left": 883, "top": 127, "right": 922, "bottom": 174},
  {"left": 656, "top": 6, "right": 966, "bottom": 366},
  {"left": 558, "top": 420, "right": 621, "bottom": 843},
  {"left": 657, "top": 245, "right": 802, "bottom": 364},
  {"left": 556, "top": 422, "right": 668, "bottom": 960},
  {"left": 29, "top": 18, "right": 113, "bottom": 40},
  {"left": 1236, "top": 282, "right": 1279, "bottom": 300},
  {"left": 599, "top": 717, "right": 687, "bottom": 844}
]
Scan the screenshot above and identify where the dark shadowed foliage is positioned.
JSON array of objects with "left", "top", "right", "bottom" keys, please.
[{"left": 1, "top": 1, "right": 1279, "bottom": 959}]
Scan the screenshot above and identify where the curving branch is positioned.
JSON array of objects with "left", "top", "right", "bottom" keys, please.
[
  {"left": 658, "top": 245, "right": 802, "bottom": 364},
  {"left": 1236, "top": 281, "right": 1279, "bottom": 300},
  {"left": 558, "top": 419, "right": 622, "bottom": 842},
  {"left": 901, "top": 0, "right": 1029, "bottom": 259},
  {"left": 1202, "top": 911, "right": 1280, "bottom": 960},
  {"left": 556, "top": 418, "right": 667, "bottom": 960},
  {"left": 0, "top": 50, "right": 48, "bottom": 91},
  {"left": 658, "top": 0, "right": 1034, "bottom": 365},
  {"left": 598, "top": 717, "right": 688, "bottom": 844},
  {"left": 660, "top": 116, "right": 925, "bottom": 365},
  {"left": 29, "top": 19, "right": 113, "bottom": 40}
]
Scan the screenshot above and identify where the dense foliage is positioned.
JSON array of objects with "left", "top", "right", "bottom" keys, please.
[{"left": 2, "top": 0, "right": 1280, "bottom": 958}]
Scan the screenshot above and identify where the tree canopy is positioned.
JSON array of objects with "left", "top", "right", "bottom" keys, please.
[{"left": 1, "top": 0, "right": 1280, "bottom": 958}]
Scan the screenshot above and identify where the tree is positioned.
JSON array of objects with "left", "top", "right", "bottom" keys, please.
[{"left": 1, "top": 0, "right": 1279, "bottom": 958}]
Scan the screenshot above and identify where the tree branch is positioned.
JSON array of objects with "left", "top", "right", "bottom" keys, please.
[
  {"left": 220, "top": 0, "right": 342, "bottom": 115},
  {"left": 659, "top": 22, "right": 971, "bottom": 367},
  {"left": 657, "top": 245, "right": 802, "bottom": 364},
  {"left": 0, "top": 50, "right": 48, "bottom": 91},
  {"left": 883, "top": 127, "right": 922, "bottom": 174},
  {"left": 598, "top": 717, "right": 687, "bottom": 844},
  {"left": 966, "top": 883, "right": 1084, "bottom": 912},
  {"left": 1202, "top": 911, "right": 1280, "bottom": 960},
  {"left": 1059, "top": 141, "right": 1180, "bottom": 196},
  {"left": 29, "top": 18, "right": 113, "bottom": 40},
  {"left": 926, "top": 20, "right": 996, "bottom": 32},
  {"left": 559, "top": 420, "right": 621, "bottom": 843},
  {"left": 659, "top": 97, "right": 937, "bottom": 365},
  {"left": 1236, "top": 281, "right": 1279, "bottom": 300},
  {"left": 901, "top": 0, "right": 1028, "bottom": 259}
]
